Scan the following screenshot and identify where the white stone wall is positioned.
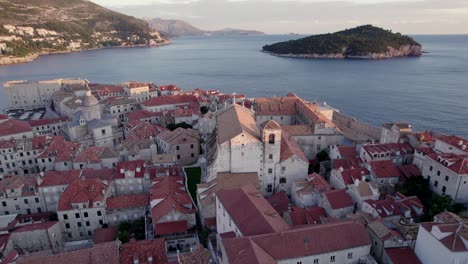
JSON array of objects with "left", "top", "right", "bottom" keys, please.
[
  {"left": 106, "top": 206, "right": 147, "bottom": 226},
  {"left": 10, "top": 222, "right": 63, "bottom": 253},
  {"left": 414, "top": 225, "right": 467, "bottom": 264},
  {"left": 422, "top": 156, "right": 468, "bottom": 203},
  {"left": 215, "top": 196, "right": 242, "bottom": 237},
  {"left": 4, "top": 81, "right": 62, "bottom": 109},
  {"left": 434, "top": 139, "right": 467, "bottom": 155},
  {"left": 274, "top": 157, "right": 308, "bottom": 194},
  {"left": 255, "top": 115, "right": 295, "bottom": 125},
  {"left": 58, "top": 206, "right": 106, "bottom": 241},
  {"left": 278, "top": 245, "right": 371, "bottom": 264}
]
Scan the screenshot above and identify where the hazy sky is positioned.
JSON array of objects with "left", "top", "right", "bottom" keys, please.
[{"left": 90, "top": 0, "right": 468, "bottom": 34}]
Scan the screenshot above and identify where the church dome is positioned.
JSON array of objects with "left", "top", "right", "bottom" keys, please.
[{"left": 82, "top": 94, "right": 99, "bottom": 107}]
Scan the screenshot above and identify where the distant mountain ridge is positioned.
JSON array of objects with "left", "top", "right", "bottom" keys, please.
[
  {"left": 145, "top": 17, "right": 264, "bottom": 37},
  {"left": 0, "top": 0, "right": 169, "bottom": 65},
  {"left": 262, "top": 25, "right": 422, "bottom": 59}
]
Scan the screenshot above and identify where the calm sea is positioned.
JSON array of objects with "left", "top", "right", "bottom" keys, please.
[{"left": 1, "top": 35, "right": 467, "bottom": 137}]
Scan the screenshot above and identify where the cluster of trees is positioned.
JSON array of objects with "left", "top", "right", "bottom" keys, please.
[
  {"left": 263, "top": 25, "right": 421, "bottom": 56},
  {"left": 397, "top": 176, "right": 466, "bottom": 221},
  {"left": 118, "top": 218, "right": 146, "bottom": 243}
]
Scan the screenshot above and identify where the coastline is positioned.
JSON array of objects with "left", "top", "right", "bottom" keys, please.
[
  {"left": 0, "top": 41, "right": 171, "bottom": 66},
  {"left": 262, "top": 50, "right": 422, "bottom": 60},
  {"left": 261, "top": 44, "right": 423, "bottom": 60}
]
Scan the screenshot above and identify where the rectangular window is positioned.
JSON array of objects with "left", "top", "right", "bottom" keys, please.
[
  {"left": 97, "top": 211, "right": 102, "bottom": 216},
  {"left": 86, "top": 221, "right": 90, "bottom": 226},
  {"left": 442, "top": 186, "right": 447, "bottom": 194},
  {"left": 2, "top": 201, "right": 6, "bottom": 207},
  {"left": 269, "top": 154, "right": 273, "bottom": 159},
  {"left": 434, "top": 180, "right": 439, "bottom": 187},
  {"left": 35, "top": 197, "right": 39, "bottom": 203},
  {"left": 24, "top": 199, "right": 28, "bottom": 204},
  {"left": 176, "top": 146, "right": 180, "bottom": 151},
  {"left": 429, "top": 166, "right": 433, "bottom": 171},
  {"left": 190, "top": 144, "right": 194, "bottom": 149},
  {"left": 445, "top": 176, "right": 449, "bottom": 182},
  {"left": 437, "top": 170, "right": 441, "bottom": 176},
  {"left": 77, "top": 222, "right": 82, "bottom": 227},
  {"left": 177, "top": 155, "right": 180, "bottom": 160},
  {"left": 65, "top": 223, "right": 70, "bottom": 229},
  {"left": 314, "top": 260, "right": 319, "bottom": 264},
  {"left": 15, "top": 205, "right": 20, "bottom": 210},
  {"left": 84, "top": 212, "right": 88, "bottom": 217},
  {"left": 268, "top": 168, "right": 273, "bottom": 174},
  {"left": 280, "top": 177, "right": 286, "bottom": 184},
  {"left": 99, "top": 220, "right": 104, "bottom": 225},
  {"left": 63, "top": 214, "right": 68, "bottom": 220},
  {"left": 101, "top": 129, "right": 106, "bottom": 135},
  {"left": 267, "top": 184, "right": 273, "bottom": 193},
  {"left": 348, "top": 252, "right": 353, "bottom": 259},
  {"left": 75, "top": 213, "right": 80, "bottom": 218},
  {"left": 330, "top": 256, "right": 335, "bottom": 262},
  {"left": 191, "top": 153, "right": 194, "bottom": 158}
]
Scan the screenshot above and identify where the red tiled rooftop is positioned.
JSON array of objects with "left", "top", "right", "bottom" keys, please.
[
  {"left": 106, "top": 193, "right": 149, "bottom": 210},
  {"left": 116, "top": 160, "right": 147, "bottom": 178},
  {"left": 120, "top": 239, "right": 168, "bottom": 264},
  {"left": 280, "top": 131, "right": 308, "bottom": 163},
  {"left": 427, "top": 153, "right": 468, "bottom": 175},
  {"left": 385, "top": 248, "right": 421, "bottom": 264},
  {"left": 266, "top": 191, "right": 290, "bottom": 216},
  {"left": 437, "top": 135, "right": 468, "bottom": 152},
  {"left": 154, "top": 220, "right": 187, "bottom": 235},
  {"left": 338, "top": 146, "right": 358, "bottom": 158},
  {"left": 369, "top": 160, "right": 401, "bottom": 178},
  {"left": 92, "top": 227, "right": 118, "bottom": 244},
  {"left": 17, "top": 241, "right": 120, "bottom": 264},
  {"left": 13, "top": 221, "right": 58, "bottom": 233},
  {"left": 324, "top": 189, "right": 354, "bottom": 210},
  {"left": 216, "top": 185, "right": 289, "bottom": 236},
  {"left": 142, "top": 94, "right": 198, "bottom": 107},
  {"left": 39, "top": 170, "right": 82, "bottom": 187},
  {"left": 223, "top": 222, "right": 371, "bottom": 263},
  {"left": 0, "top": 119, "right": 32, "bottom": 137},
  {"left": 57, "top": 179, "right": 107, "bottom": 211}
]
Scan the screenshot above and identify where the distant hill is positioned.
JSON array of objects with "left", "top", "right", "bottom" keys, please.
[
  {"left": 145, "top": 17, "right": 264, "bottom": 37},
  {"left": 0, "top": 0, "right": 169, "bottom": 64},
  {"left": 262, "top": 25, "right": 422, "bottom": 59}
]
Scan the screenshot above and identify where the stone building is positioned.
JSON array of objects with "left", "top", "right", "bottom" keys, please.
[
  {"left": 57, "top": 179, "right": 111, "bottom": 241},
  {"left": 206, "top": 104, "right": 309, "bottom": 195},
  {"left": 0, "top": 175, "right": 46, "bottom": 215},
  {"left": 3, "top": 78, "right": 85, "bottom": 110},
  {"left": 156, "top": 128, "right": 200, "bottom": 166},
  {"left": 105, "top": 193, "right": 149, "bottom": 225},
  {"left": 9, "top": 221, "right": 64, "bottom": 253}
]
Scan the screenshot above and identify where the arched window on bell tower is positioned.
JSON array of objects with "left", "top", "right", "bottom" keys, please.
[{"left": 269, "top": 134, "right": 275, "bottom": 144}]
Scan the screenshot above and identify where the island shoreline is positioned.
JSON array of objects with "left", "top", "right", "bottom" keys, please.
[{"left": 0, "top": 41, "right": 171, "bottom": 66}]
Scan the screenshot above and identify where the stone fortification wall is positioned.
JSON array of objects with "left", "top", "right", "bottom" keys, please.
[{"left": 333, "top": 111, "right": 381, "bottom": 142}]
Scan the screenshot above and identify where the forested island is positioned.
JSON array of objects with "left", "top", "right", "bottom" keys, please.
[{"left": 262, "top": 25, "right": 422, "bottom": 59}]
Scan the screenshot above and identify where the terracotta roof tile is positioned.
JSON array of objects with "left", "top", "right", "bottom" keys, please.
[
  {"left": 216, "top": 185, "right": 289, "bottom": 236},
  {"left": 120, "top": 239, "right": 168, "bottom": 264},
  {"left": 280, "top": 131, "right": 308, "bottom": 163},
  {"left": 142, "top": 94, "right": 197, "bottom": 107},
  {"left": 216, "top": 104, "right": 260, "bottom": 144},
  {"left": 154, "top": 220, "right": 187, "bottom": 235},
  {"left": 17, "top": 241, "right": 120, "bottom": 264},
  {"left": 369, "top": 160, "right": 401, "bottom": 178},
  {"left": 57, "top": 179, "right": 107, "bottom": 211},
  {"left": 92, "top": 227, "right": 118, "bottom": 244},
  {"left": 106, "top": 193, "right": 149, "bottom": 210},
  {"left": 385, "top": 248, "right": 421, "bottom": 264},
  {"left": 0, "top": 119, "right": 32, "bottom": 137},
  {"left": 323, "top": 189, "right": 354, "bottom": 210}
]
